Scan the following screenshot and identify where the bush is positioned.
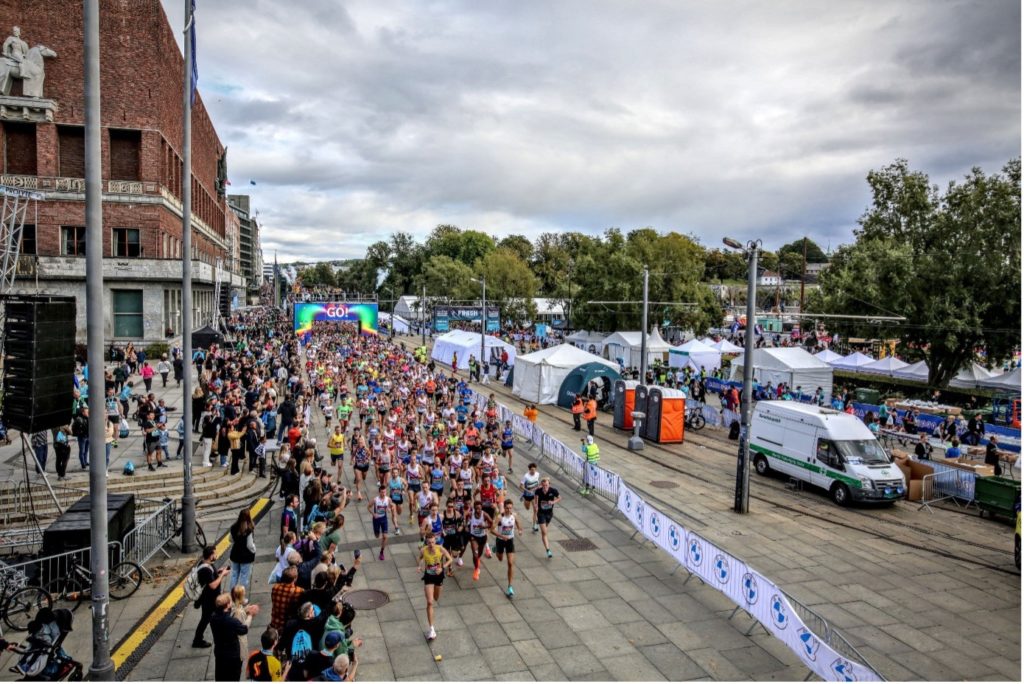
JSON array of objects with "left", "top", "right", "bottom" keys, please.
[{"left": 144, "top": 342, "right": 170, "bottom": 359}]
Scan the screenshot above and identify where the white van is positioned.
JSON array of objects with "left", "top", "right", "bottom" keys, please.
[{"left": 750, "top": 401, "right": 905, "bottom": 506}]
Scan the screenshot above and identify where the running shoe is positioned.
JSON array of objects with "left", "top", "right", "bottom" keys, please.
[
  {"left": 427, "top": 625, "right": 437, "bottom": 641},
  {"left": 378, "top": 550, "right": 385, "bottom": 561},
  {"left": 532, "top": 524, "right": 539, "bottom": 532},
  {"left": 506, "top": 586, "right": 515, "bottom": 598},
  {"left": 507, "top": 467, "right": 513, "bottom": 474},
  {"left": 484, "top": 545, "right": 492, "bottom": 559},
  {"left": 546, "top": 549, "right": 553, "bottom": 559},
  {"left": 456, "top": 557, "right": 463, "bottom": 567},
  {"left": 473, "top": 567, "right": 480, "bottom": 581},
  {"left": 395, "top": 527, "right": 402, "bottom": 536}
]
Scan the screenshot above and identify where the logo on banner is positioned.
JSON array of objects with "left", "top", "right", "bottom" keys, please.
[
  {"left": 649, "top": 512, "right": 661, "bottom": 536},
  {"left": 797, "top": 628, "right": 820, "bottom": 661},
  {"left": 770, "top": 594, "right": 789, "bottom": 630},
  {"left": 742, "top": 572, "right": 758, "bottom": 606},
  {"left": 712, "top": 554, "right": 729, "bottom": 584},
  {"left": 667, "top": 524, "right": 681, "bottom": 551},
  {"left": 686, "top": 535, "right": 702, "bottom": 567},
  {"left": 606, "top": 471, "right": 617, "bottom": 490},
  {"left": 624, "top": 491, "right": 633, "bottom": 514},
  {"left": 635, "top": 502, "right": 645, "bottom": 527},
  {"left": 324, "top": 305, "right": 350, "bottom": 317},
  {"left": 829, "top": 658, "right": 857, "bottom": 681}
]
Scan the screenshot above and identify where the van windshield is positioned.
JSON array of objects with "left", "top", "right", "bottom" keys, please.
[{"left": 835, "top": 440, "right": 890, "bottom": 466}]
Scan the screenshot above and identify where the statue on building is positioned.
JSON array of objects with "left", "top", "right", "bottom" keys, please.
[{"left": 0, "top": 26, "right": 56, "bottom": 98}]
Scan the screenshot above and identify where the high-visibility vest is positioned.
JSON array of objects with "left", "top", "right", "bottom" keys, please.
[
  {"left": 582, "top": 401, "right": 597, "bottom": 421},
  {"left": 583, "top": 443, "right": 600, "bottom": 463},
  {"left": 571, "top": 399, "right": 584, "bottom": 415}
]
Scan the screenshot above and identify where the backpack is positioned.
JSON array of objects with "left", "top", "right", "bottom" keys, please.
[
  {"left": 289, "top": 628, "right": 313, "bottom": 665},
  {"left": 184, "top": 562, "right": 211, "bottom": 603},
  {"left": 728, "top": 420, "right": 741, "bottom": 441},
  {"left": 122, "top": 461, "right": 135, "bottom": 476},
  {"left": 71, "top": 415, "right": 87, "bottom": 437},
  {"left": 247, "top": 651, "right": 274, "bottom": 682}
]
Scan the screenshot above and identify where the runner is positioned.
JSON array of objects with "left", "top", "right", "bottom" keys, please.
[
  {"left": 440, "top": 500, "right": 465, "bottom": 573},
  {"left": 520, "top": 462, "right": 541, "bottom": 531},
  {"left": 416, "top": 531, "right": 453, "bottom": 642},
  {"left": 386, "top": 469, "right": 406, "bottom": 536},
  {"left": 535, "top": 477, "right": 561, "bottom": 558},
  {"left": 405, "top": 459, "right": 424, "bottom": 526},
  {"left": 368, "top": 484, "right": 396, "bottom": 561},
  {"left": 327, "top": 425, "right": 346, "bottom": 483},
  {"left": 467, "top": 500, "right": 493, "bottom": 582},
  {"left": 500, "top": 420, "right": 515, "bottom": 474},
  {"left": 493, "top": 499, "right": 523, "bottom": 598},
  {"left": 350, "top": 437, "right": 370, "bottom": 502},
  {"left": 420, "top": 502, "right": 444, "bottom": 545}
]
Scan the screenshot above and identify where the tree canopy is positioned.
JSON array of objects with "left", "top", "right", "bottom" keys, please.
[{"left": 810, "top": 158, "right": 1021, "bottom": 387}]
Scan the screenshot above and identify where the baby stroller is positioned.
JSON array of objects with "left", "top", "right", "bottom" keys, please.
[
  {"left": 0, "top": 418, "right": 10, "bottom": 446},
  {"left": 9, "top": 608, "right": 83, "bottom": 681}
]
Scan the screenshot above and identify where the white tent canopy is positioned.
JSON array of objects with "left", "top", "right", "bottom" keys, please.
[
  {"left": 860, "top": 356, "right": 908, "bottom": 376},
  {"left": 949, "top": 362, "right": 994, "bottom": 389},
  {"left": 431, "top": 330, "right": 516, "bottom": 370},
  {"left": 668, "top": 339, "right": 721, "bottom": 371},
  {"left": 814, "top": 349, "right": 843, "bottom": 364},
  {"left": 978, "top": 367, "right": 1021, "bottom": 391},
  {"left": 729, "top": 348, "right": 833, "bottom": 403},
  {"left": 564, "top": 330, "right": 608, "bottom": 355},
  {"left": 832, "top": 351, "right": 876, "bottom": 371},
  {"left": 712, "top": 338, "right": 743, "bottom": 354},
  {"left": 601, "top": 328, "right": 673, "bottom": 369},
  {"left": 893, "top": 360, "right": 929, "bottom": 381},
  {"left": 513, "top": 344, "right": 618, "bottom": 404},
  {"left": 378, "top": 312, "right": 410, "bottom": 334}
]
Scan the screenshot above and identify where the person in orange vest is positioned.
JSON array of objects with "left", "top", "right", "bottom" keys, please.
[
  {"left": 570, "top": 394, "right": 584, "bottom": 432},
  {"left": 582, "top": 397, "right": 598, "bottom": 437}
]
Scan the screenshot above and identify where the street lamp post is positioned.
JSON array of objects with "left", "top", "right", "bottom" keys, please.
[
  {"left": 639, "top": 266, "right": 649, "bottom": 382},
  {"left": 421, "top": 284, "right": 426, "bottom": 346},
  {"left": 723, "top": 237, "right": 760, "bottom": 514},
  {"left": 470, "top": 276, "right": 487, "bottom": 379},
  {"left": 389, "top": 287, "right": 395, "bottom": 339}
]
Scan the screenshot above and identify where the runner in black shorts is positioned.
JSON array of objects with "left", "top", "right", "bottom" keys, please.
[
  {"left": 440, "top": 501, "right": 465, "bottom": 574},
  {"left": 535, "top": 478, "right": 561, "bottom": 559},
  {"left": 417, "top": 532, "right": 452, "bottom": 642},
  {"left": 493, "top": 499, "right": 523, "bottom": 598}
]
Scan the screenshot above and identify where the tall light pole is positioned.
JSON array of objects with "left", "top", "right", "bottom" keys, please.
[
  {"left": 84, "top": 1, "right": 113, "bottom": 677},
  {"left": 470, "top": 276, "right": 486, "bottom": 375},
  {"left": 723, "top": 237, "right": 760, "bottom": 514},
  {"left": 639, "top": 266, "right": 649, "bottom": 382},
  {"left": 388, "top": 286, "right": 395, "bottom": 339},
  {"left": 179, "top": 0, "right": 197, "bottom": 553},
  {"left": 421, "top": 284, "right": 426, "bottom": 346}
]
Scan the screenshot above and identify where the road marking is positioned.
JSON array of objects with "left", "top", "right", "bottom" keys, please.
[{"left": 111, "top": 497, "right": 271, "bottom": 674}]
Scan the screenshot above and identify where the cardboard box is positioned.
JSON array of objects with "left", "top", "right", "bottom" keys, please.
[{"left": 903, "top": 460, "right": 933, "bottom": 501}]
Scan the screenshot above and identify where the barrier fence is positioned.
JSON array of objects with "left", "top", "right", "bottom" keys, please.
[{"left": 478, "top": 391, "right": 882, "bottom": 682}]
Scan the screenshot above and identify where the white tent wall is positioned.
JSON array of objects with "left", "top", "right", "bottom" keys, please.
[
  {"left": 728, "top": 348, "right": 833, "bottom": 403},
  {"left": 431, "top": 331, "right": 516, "bottom": 370},
  {"left": 513, "top": 344, "right": 618, "bottom": 404}
]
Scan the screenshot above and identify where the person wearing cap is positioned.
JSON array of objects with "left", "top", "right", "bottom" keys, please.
[
  {"left": 301, "top": 631, "right": 345, "bottom": 681},
  {"left": 318, "top": 653, "right": 356, "bottom": 682},
  {"left": 579, "top": 435, "right": 600, "bottom": 496}
]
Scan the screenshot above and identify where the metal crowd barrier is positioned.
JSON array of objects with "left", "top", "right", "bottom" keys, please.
[
  {"left": 0, "top": 541, "right": 124, "bottom": 594},
  {"left": 917, "top": 470, "right": 977, "bottom": 513},
  {"left": 120, "top": 497, "right": 176, "bottom": 577}
]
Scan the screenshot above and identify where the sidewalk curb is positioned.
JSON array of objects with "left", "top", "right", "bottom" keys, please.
[{"left": 104, "top": 497, "right": 273, "bottom": 681}]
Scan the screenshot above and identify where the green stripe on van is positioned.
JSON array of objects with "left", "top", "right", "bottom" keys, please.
[{"left": 750, "top": 443, "right": 862, "bottom": 489}]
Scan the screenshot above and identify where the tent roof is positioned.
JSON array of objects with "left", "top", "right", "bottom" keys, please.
[
  {"left": 436, "top": 330, "right": 513, "bottom": 350},
  {"left": 954, "top": 362, "right": 993, "bottom": 382},
  {"left": 893, "top": 359, "right": 929, "bottom": 379},
  {"left": 978, "top": 367, "right": 1021, "bottom": 391},
  {"left": 565, "top": 330, "right": 606, "bottom": 344},
  {"left": 378, "top": 312, "right": 410, "bottom": 325},
  {"left": 713, "top": 338, "right": 743, "bottom": 353},
  {"left": 602, "top": 328, "right": 672, "bottom": 352},
  {"left": 861, "top": 356, "right": 909, "bottom": 374},
  {"left": 833, "top": 351, "right": 875, "bottom": 368},
  {"left": 814, "top": 349, "right": 843, "bottom": 363},
  {"left": 517, "top": 344, "right": 618, "bottom": 371},
  {"left": 733, "top": 347, "right": 833, "bottom": 371},
  {"left": 671, "top": 339, "right": 718, "bottom": 354}
]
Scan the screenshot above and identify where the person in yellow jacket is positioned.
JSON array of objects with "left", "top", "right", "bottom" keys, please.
[
  {"left": 570, "top": 395, "right": 584, "bottom": 432},
  {"left": 579, "top": 435, "right": 600, "bottom": 495},
  {"left": 328, "top": 425, "right": 346, "bottom": 483}
]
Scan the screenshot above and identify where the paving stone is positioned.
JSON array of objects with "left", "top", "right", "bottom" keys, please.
[
  {"left": 528, "top": 661, "right": 568, "bottom": 681},
  {"left": 546, "top": 645, "right": 605, "bottom": 678},
  {"left": 639, "top": 643, "right": 710, "bottom": 680},
  {"left": 536, "top": 582, "right": 590, "bottom": 607},
  {"left": 355, "top": 662, "right": 395, "bottom": 680},
  {"left": 501, "top": 619, "right": 537, "bottom": 642},
  {"left": 436, "top": 654, "right": 492, "bottom": 681},
  {"left": 593, "top": 595, "right": 645, "bottom": 625},
  {"left": 598, "top": 652, "right": 667, "bottom": 681},
  {"left": 573, "top": 578, "right": 618, "bottom": 601},
  {"left": 164, "top": 656, "right": 210, "bottom": 682},
  {"left": 481, "top": 644, "right": 530, "bottom": 675},
  {"left": 718, "top": 644, "right": 786, "bottom": 676},
  {"left": 555, "top": 604, "right": 613, "bottom": 631},
  {"left": 457, "top": 603, "right": 497, "bottom": 626},
  {"left": 494, "top": 670, "right": 536, "bottom": 681},
  {"left": 382, "top": 618, "right": 431, "bottom": 648},
  {"left": 513, "top": 638, "right": 556, "bottom": 666},
  {"left": 568, "top": 670, "right": 613, "bottom": 681},
  {"left": 471, "top": 620, "right": 513, "bottom": 648},
  {"left": 426, "top": 628, "right": 480, "bottom": 659},
  {"left": 685, "top": 647, "right": 751, "bottom": 681}
]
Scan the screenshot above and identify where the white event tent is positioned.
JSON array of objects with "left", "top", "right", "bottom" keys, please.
[
  {"left": 668, "top": 339, "right": 721, "bottom": 371},
  {"left": 949, "top": 363, "right": 994, "bottom": 390},
  {"left": 564, "top": 330, "right": 607, "bottom": 355},
  {"left": 860, "top": 356, "right": 908, "bottom": 376},
  {"left": 729, "top": 348, "right": 834, "bottom": 403},
  {"left": 893, "top": 360, "right": 929, "bottom": 381},
  {"left": 512, "top": 344, "right": 619, "bottom": 405},
  {"left": 978, "top": 367, "right": 1021, "bottom": 391},
  {"left": 431, "top": 330, "right": 516, "bottom": 370},
  {"left": 378, "top": 312, "right": 410, "bottom": 334},
  {"left": 602, "top": 328, "right": 673, "bottom": 369},
  {"left": 832, "top": 351, "right": 876, "bottom": 371},
  {"left": 814, "top": 349, "right": 843, "bottom": 364},
  {"left": 712, "top": 338, "right": 743, "bottom": 354}
]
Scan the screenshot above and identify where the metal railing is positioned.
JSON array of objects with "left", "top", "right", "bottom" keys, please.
[
  {"left": 0, "top": 541, "right": 124, "bottom": 595},
  {"left": 917, "top": 470, "right": 977, "bottom": 513},
  {"left": 120, "top": 498, "right": 176, "bottom": 576}
]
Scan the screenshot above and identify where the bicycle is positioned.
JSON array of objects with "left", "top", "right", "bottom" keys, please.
[
  {"left": 0, "top": 561, "right": 50, "bottom": 632},
  {"left": 46, "top": 556, "right": 142, "bottom": 611},
  {"left": 685, "top": 406, "right": 706, "bottom": 431},
  {"left": 165, "top": 498, "right": 208, "bottom": 552}
]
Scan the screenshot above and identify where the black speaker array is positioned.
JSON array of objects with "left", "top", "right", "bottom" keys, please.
[{"left": 2, "top": 296, "right": 76, "bottom": 434}]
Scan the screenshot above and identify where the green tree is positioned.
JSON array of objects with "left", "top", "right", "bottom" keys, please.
[
  {"left": 424, "top": 225, "right": 495, "bottom": 266},
  {"left": 811, "top": 158, "right": 1021, "bottom": 386},
  {"left": 498, "top": 234, "right": 533, "bottom": 263},
  {"left": 778, "top": 238, "right": 828, "bottom": 263},
  {"left": 475, "top": 248, "right": 539, "bottom": 326},
  {"left": 416, "top": 255, "right": 477, "bottom": 301}
]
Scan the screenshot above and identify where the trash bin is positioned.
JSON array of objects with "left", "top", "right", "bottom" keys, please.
[{"left": 974, "top": 476, "right": 1022, "bottom": 520}]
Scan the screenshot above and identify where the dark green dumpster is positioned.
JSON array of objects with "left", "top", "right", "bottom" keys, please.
[{"left": 975, "top": 476, "right": 1021, "bottom": 520}]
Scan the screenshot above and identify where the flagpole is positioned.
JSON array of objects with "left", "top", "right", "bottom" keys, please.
[{"left": 180, "top": 0, "right": 197, "bottom": 553}]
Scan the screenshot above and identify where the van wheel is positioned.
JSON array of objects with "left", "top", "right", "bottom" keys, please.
[
  {"left": 754, "top": 455, "right": 770, "bottom": 476},
  {"left": 831, "top": 483, "right": 851, "bottom": 507}
]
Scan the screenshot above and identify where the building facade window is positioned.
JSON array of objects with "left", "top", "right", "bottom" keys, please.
[
  {"left": 3, "top": 122, "right": 37, "bottom": 175},
  {"left": 109, "top": 129, "right": 141, "bottom": 181},
  {"left": 163, "top": 288, "right": 181, "bottom": 336},
  {"left": 60, "top": 226, "right": 86, "bottom": 256},
  {"left": 57, "top": 125, "right": 85, "bottom": 178},
  {"left": 112, "top": 289, "right": 144, "bottom": 338},
  {"left": 113, "top": 228, "right": 141, "bottom": 257},
  {"left": 19, "top": 224, "right": 35, "bottom": 256}
]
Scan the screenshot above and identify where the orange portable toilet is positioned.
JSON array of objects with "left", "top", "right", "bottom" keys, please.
[
  {"left": 613, "top": 380, "right": 642, "bottom": 430},
  {"left": 641, "top": 387, "right": 685, "bottom": 443}
]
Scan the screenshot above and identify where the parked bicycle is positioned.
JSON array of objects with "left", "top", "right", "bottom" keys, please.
[
  {"left": 164, "top": 498, "right": 207, "bottom": 552},
  {"left": 46, "top": 556, "right": 142, "bottom": 611},
  {"left": 0, "top": 561, "right": 50, "bottom": 632},
  {"left": 686, "top": 405, "right": 706, "bottom": 431}
]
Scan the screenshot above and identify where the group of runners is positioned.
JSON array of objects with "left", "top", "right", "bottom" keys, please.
[{"left": 300, "top": 322, "right": 564, "bottom": 642}]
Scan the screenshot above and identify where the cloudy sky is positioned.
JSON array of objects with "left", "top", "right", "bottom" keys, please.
[{"left": 162, "top": 0, "right": 1020, "bottom": 263}]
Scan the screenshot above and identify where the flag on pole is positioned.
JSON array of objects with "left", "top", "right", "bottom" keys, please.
[{"left": 189, "top": 0, "right": 198, "bottom": 105}]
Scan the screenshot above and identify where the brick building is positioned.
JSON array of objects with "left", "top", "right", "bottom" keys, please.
[{"left": 0, "top": 0, "right": 245, "bottom": 344}]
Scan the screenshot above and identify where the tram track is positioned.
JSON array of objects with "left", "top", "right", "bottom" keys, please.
[{"left": 483, "top": 381, "right": 1018, "bottom": 575}]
